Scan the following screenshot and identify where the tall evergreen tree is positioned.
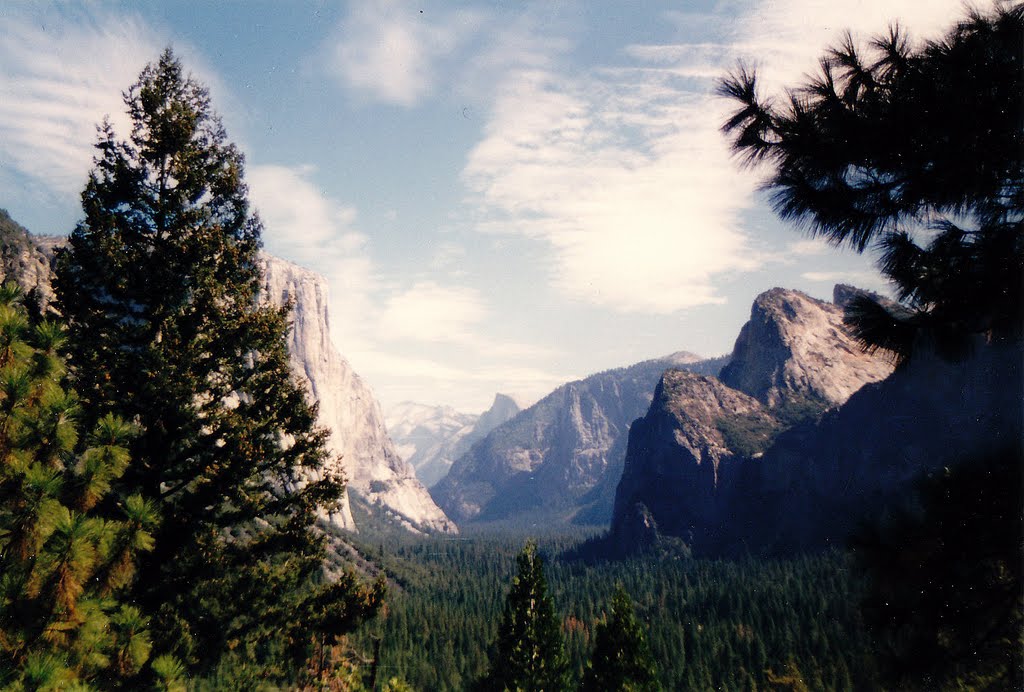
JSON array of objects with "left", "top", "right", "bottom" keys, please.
[
  {"left": 581, "top": 586, "right": 659, "bottom": 692},
  {"left": 53, "top": 49, "right": 381, "bottom": 673},
  {"left": 718, "top": 4, "right": 1023, "bottom": 361},
  {"left": 480, "top": 541, "right": 570, "bottom": 692}
]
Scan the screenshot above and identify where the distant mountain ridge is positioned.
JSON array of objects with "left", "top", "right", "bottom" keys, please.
[
  {"left": 386, "top": 393, "right": 522, "bottom": 488},
  {"left": 431, "top": 351, "right": 729, "bottom": 527}
]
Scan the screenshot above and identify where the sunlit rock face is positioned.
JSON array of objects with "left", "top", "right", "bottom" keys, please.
[
  {"left": 432, "top": 352, "right": 729, "bottom": 527},
  {"left": 386, "top": 393, "right": 522, "bottom": 489},
  {"left": 260, "top": 256, "right": 457, "bottom": 535},
  {"left": 719, "top": 287, "right": 894, "bottom": 408},
  {"left": 0, "top": 209, "right": 61, "bottom": 307}
]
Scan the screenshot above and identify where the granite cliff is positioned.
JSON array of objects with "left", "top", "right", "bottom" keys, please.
[
  {"left": 719, "top": 287, "right": 894, "bottom": 408},
  {"left": 260, "top": 257, "right": 456, "bottom": 535},
  {"left": 432, "top": 352, "right": 728, "bottom": 526},
  {"left": 0, "top": 209, "right": 60, "bottom": 307}
]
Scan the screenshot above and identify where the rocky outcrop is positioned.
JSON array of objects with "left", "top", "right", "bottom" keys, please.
[
  {"left": 720, "top": 288, "right": 894, "bottom": 408},
  {"left": 0, "top": 209, "right": 60, "bottom": 307},
  {"left": 431, "top": 353, "right": 728, "bottom": 526},
  {"left": 387, "top": 393, "right": 522, "bottom": 488},
  {"left": 260, "top": 256, "right": 457, "bottom": 535},
  {"left": 610, "top": 369, "right": 773, "bottom": 551},
  {"left": 728, "top": 336, "right": 1023, "bottom": 555},
  {"left": 609, "top": 285, "right": 1021, "bottom": 556}
]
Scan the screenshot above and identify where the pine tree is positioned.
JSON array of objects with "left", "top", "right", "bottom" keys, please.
[
  {"left": 718, "top": 4, "right": 1023, "bottom": 361},
  {"left": 480, "top": 541, "right": 570, "bottom": 692},
  {"left": 581, "top": 586, "right": 659, "bottom": 692},
  {"left": 0, "top": 284, "right": 166, "bottom": 688},
  {"left": 53, "top": 49, "right": 381, "bottom": 673}
]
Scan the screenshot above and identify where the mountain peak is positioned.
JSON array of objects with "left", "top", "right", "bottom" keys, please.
[{"left": 720, "top": 287, "right": 894, "bottom": 408}]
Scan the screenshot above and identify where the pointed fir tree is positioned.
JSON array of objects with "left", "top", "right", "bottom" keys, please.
[
  {"left": 53, "top": 49, "right": 381, "bottom": 674},
  {"left": 581, "top": 586, "right": 659, "bottom": 692},
  {"left": 0, "top": 284, "right": 166, "bottom": 688},
  {"left": 479, "top": 541, "right": 570, "bottom": 692},
  {"left": 718, "top": 4, "right": 1023, "bottom": 362}
]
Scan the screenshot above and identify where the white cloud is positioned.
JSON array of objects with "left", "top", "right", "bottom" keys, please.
[
  {"left": 460, "top": 0, "right": 967, "bottom": 315},
  {"left": 324, "top": 0, "right": 483, "bottom": 107},
  {"left": 0, "top": 11, "right": 161, "bottom": 196},
  {"left": 463, "top": 63, "right": 760, "bottom": 314},
  {"left": 731, "top": 0, "right": 970, "bottom": 93},
  {"left": 789, "top": 238, "right": 833, "bottom": 256},
  {"left": 345, "top": 348, "right": 572, "bottom": 412},
  {"left": 378, "top": 281, "right": 487, "bottom": 344}
]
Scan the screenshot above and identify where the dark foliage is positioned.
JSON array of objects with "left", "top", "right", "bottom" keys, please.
[
  {"left": 719, "top": 4, "right": 1023, "bottom": 361},
  {"left": 479, "top": 541, "right": 571, "bottom": 691},
  {"left": 853, "top": 447, "right": 1023, "bottom": 690},
  {"left": 354, "top": 534, "right": 873, "bottom": 691},
  {"left": 580, "top": 585, "right": 659, "bottom": 691}
]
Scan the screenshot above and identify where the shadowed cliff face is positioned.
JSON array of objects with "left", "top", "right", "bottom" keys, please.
[
  {"left": 610, "top": 285, "right": 1022, "bottom": 557},
  {"left": 610, "top": 369, "right": 773, "bottom": 552},
  {"left": 261, "top": 256, "right": 457, "bottom": 535},
  {"left": 431, "top": 352, "right": 729, "bottom": 527}
]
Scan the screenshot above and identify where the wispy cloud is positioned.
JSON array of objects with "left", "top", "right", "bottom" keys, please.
[
  {"left": 460, "top": 0, "right": 966, "bottom": 315},
  {"left": 0, "top": 10, "right": 162, "bottom": 197},
  {"left": 378, "top": 281, "right": 486, "bottom": 344},
  {"left": 731, "top": 0, "right": 970, "bottom": 92},
  {"left": 0, "top": 6, "right": 240, "bottom": 221},
  {"left": 323, "top": 0, "right": 484, "bottom": 107}
]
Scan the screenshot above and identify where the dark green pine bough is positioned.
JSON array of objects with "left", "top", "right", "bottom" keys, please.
[
  {"left": 0, "top": 285, "right": 184, "bottom": 689},
  {"left": 53, "top": 49, "right": 382, "bottom": 679}
]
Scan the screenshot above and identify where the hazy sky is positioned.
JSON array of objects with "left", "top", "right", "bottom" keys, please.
[{"left": 0, "top": 1, "right": 965, "bottom": 412}]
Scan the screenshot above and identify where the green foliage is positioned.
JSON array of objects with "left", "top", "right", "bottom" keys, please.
[
  {"left": 580, "top": 585, "right": 659, "bottom": 692},
  {"left": 0, "top": 285, "right": 172, "bottom": 688},
  {"left": 719, "top": 4, "right": 1023, "bottom": 360},
  {"left": 52, "top": 49, "right": 380, "bottom": 676},
  {"left": 356, "top": 534, "right": 875, "bottom": 691},
  {"left": 715, "top": 412, "right": 780, "bottom": 457},
  {"left": 854, "top": 447, "right": 1023, "bottom": 690},
  {"left": 480, "top": 541, "right": 571, "bottom": 691},
  {"left": 716, "top": 393, "right": 827, "bottom": 457}
]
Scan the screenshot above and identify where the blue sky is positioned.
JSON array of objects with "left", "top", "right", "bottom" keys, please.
[{"left": 0, "top": 0, "right": 963, "bottom": 412}]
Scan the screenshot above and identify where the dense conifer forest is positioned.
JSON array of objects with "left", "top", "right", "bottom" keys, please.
[{"left": 350, "top": 533, "right": 874, "bottom": 691}]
